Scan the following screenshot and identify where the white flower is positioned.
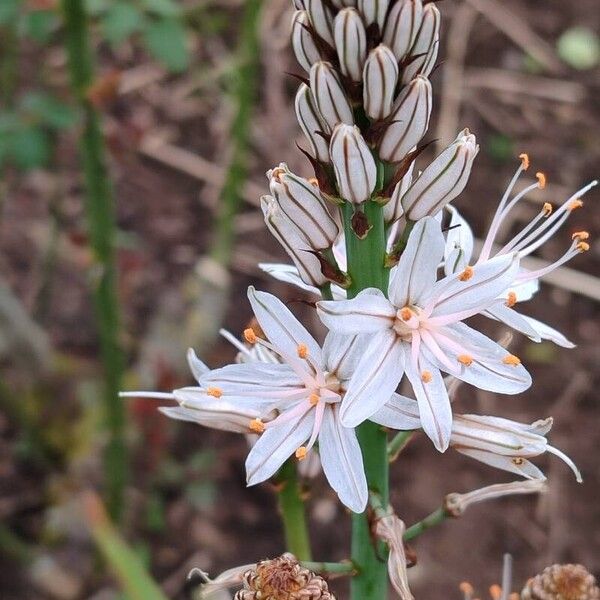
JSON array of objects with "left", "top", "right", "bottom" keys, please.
[
  {"left": 443, "top": 155, "right": 597, "bottom": 347},
  {"left": 373, "top": 394, "right": 582, "bottom": 482},
  {"left": 317, "top": 217, "right": 530, "bottom": 451}
]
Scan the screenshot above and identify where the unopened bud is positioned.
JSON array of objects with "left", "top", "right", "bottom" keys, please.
[
  {"left": 330, "top": 124, "right": 377, "bottom": 204},
  {"left": 261, "top": 196, "right": 329, "bottom": 287},
  {"left": 304, "top": 0, "right": 335, "bottom": 47},
  {"left": 295, "top": 83, "right": 331, "bottom": 163},
  {"left": 402, "top": 128, "right": 478, "bottom": 219},
  {"left": 363, "top": 44, "right": 399, "bottom": 121},
  {"left": 310, "top": 61, "right": 354, "bottom": 129},
  {"left": 291, "top": 10, "right": 322, "bottom": 73},
  {"left": 334, "top": 8, "right": 367, "bottom": 82},
  {"left": 331, "top": 0, "right": 357, "bottom": 8},
  {"left": 401, "top": 2, "right": 440, "bottom": 84},
  {"left": 382, "top": 0, "right": 424, "bottom": 62},
  {"left": 357, "top": 0, "right": 390, "bottom": 32},
  {"left": 378, "top": 75, "right": 432, "bottom": 163},
  {"left": 268, "top": 163, "right": 339, "bottom": 248},
  {"left": 383, "top": 160, "right": 414, "bottom": 223}
]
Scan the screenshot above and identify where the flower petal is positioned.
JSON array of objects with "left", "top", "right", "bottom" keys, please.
[
  {"left": 370, "top": 393, "right": 421, "bottom": 430},
  {"left": 456, "top": 448, "right": 546, "bottom": 480},
  {"left": 520, "top": 314, "right": 575, "bottom": 349},
  {"left": 322, "top": 332, "right": 366, "bottom": 382},
  {"left": 405, "top": 356, "right": 451, "bottom": 452},
  {"left": 317, "top": 288, "right": 396, "bottom": 334},
  {"left": 187, "top": 348, "right": 210, "bottom": 382},
  {"left": 443, "top": 205, "right": 474, "bottom": 276},
  {"left": 340, "top": 330, "right": 405, "bottom": 427},
  {"left": 258, "top": 263, "right": 321, "bottom": 295},
  {"left": 484, "top": 303, "right": 542, "bottom": 342},
  {"left": 389, "top": 216, "right": 444, "bottom": 308},
  {"left": 159, "top": 403, "right": 260, "bottom": 433},
  {"left": 246, "top": 408, "right": 315, "bottom": 485},
  {"left": 319, "top": 405, "right": 368, "bottom": 513}
]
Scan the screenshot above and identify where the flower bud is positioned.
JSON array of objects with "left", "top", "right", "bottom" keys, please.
[
  {"left": 331, "top": 0, "right": 357, "bottom": 8},
  {"left": 383, "top": 160, "right": 414, "bottom": 224},
  {"left": 330, "top": 124, "right": 377, "bottom": 204},
  {"left": 304, "top": 0, "right": 335, "bottom": 47},
  {"left": 401, "top": 128, "right": 478, "bottom": 219},
  {"left": 363, "top": 44, "right": 399, "bottom": 121},
  {"left": 291, "top": 10, "right": 322, "bottom": 73},
  {"left": 261, "top": 195, "right": 329, "bottom": 287},
  {"left": 295, "top": 83, "right": 331, "bottom": 163},
  {"left": 334, "top": 8, "right": 367, "bottom": 82},
  {"left": 267, "top": 163, "right": 339, "bottom": 249},
  {"left": 378, "top": 75, "right": 432, "bottom": 163},
  {"left": 357, "top": 0, "right": 389, "bottom": 32},
  {"left": 401, "top": 2, "right": 440, "bottom": 84},
  {"left": 382, "top": 0, "right": 424, "bottom": 62},
  {"left": 310, "top": 61, "right": 354, "bottom": 129}
]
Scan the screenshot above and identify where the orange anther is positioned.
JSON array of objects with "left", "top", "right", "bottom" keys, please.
[
  {"left": 421, "top": 370, "right": 433, "bottom": 383},
  {"left": 244, "top": 328, "right": 257, "bottom": 344},
  {"left": 518, "top": 153, "right": 530, "bottom": 170},
  {"left": 459, "top": 582, "right": 474, "bottom": 594},
  {"left": 577, "top": 241, "right": 590, "bottom": 252},
  {"left": 297, "top": 344, "right": 308, "bottom": 359},
  {"left": 505, "top": 291, "right": 517, "bottom": 308},
  {"left": 206, "top": 387, "right": 223, "bottom": 398},
  {"left": 489, "top": 584, "right": 502, "bottom": 600},
  {"left": 503, "top": 354, "right": 521, "bottom": 366},
  {"left": 249, "top": 418, "right": 265, "bottom": 433},
  {"left": 536, "top": 172, "right": 546, "bottom": 189},
  {"left": 295, "top": 446, "right": 308, "bottom": 460},
  {"left": 542, "top": 202, "right": 553, "bottom": 216},
  {"left": 457, "top": 354, "right": 473, "bottom": 366},
  {"left": 458, "top": 266, "right": 474, "bottom": 281},
  {"left": 572, "top": 230, "right": 589, "bottom": 241},
  {"left": 400, "top": 307, "right": 413, "bottom": 321},
  {"left": 568, "top": 199, "right": 583, "bottom": 211},
  {"left": 270, "top": 166, "right": 285, "bottom": 182},
  {"left": 309, "top": 393, "right": 320, "bottom": 406},
  {"left": 308, "top": 177, "right": 319, "bottom": 187},
  {"left": 512, "top": 457, "right": 524, "bottom": 465}
]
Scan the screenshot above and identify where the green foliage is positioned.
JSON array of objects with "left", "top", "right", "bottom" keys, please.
[
  {"left": 142, "top": 17, "right": 189, "bottom": 72},
  {"left": 21, "top": 9, "right": 59, "bottom": 43},
  {"left": 557, "top": 27, "right": 600, "bottom": 70},
  {"left": 0, "top": 0, "right": 20, "bottom": 25},
  {"left": 486, "top": 133, "right": 514, "bottom": 164},
  {"left": 101, "top": 2, "right": 144, "bottom": 45}
]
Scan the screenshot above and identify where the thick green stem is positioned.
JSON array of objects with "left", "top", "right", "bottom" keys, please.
[
  {"left": 62, "top": 0, "right": 126, "bottom": 521},
  {"left": 387, "top": 431, "right": 414, "bottom": 462},
  {"left": 344, "top": 200, "right": 389, "bottom": 600},
  {"left": 276, "top": 460, "right": 312, "bottom": 561},
  {"left": 403, "top": 507, "right": 449, "bottom": 541},
  {"left": 210, "top": 0, "right": 261, "bottom": 265}
]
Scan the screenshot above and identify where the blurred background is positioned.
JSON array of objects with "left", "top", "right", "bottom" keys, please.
[{"left": 0, "top": 0, "right": 599, "bottom": 597}]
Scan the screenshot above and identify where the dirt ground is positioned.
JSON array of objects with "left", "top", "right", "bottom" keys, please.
[{"left": 1, "top": 0, "right": 599, "bottom": 598}]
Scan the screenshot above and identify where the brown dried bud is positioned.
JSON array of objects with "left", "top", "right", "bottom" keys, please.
[
  {"left": 521, "top": 564, "right": 600, "bottom": 600},
  {"left": 234, "top": 554, "right": 335, "bottom": 600}
]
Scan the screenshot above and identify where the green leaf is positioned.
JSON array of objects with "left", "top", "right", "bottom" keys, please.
[
  {"left": 85, "top": 0, "right": 109, "bottom": 16},
  {"left": 486, "top": 133, "right": 514, "bottom": 164},
  {"left": 102, "top": 2, "right": 143, "bottom": 46},
  {"left": 142, "top": 18, "right": 189, "bottom": 72},
  {"left": 21, "top": 92, "right": 78, "bottom": 130},
  {"left": 0, "top": 0, "right": 19, "bottom": 25},
  {"left": 140, "top": 0, "right": 180, "bottom": 17},
  {"left": 557, "top": 27, "right": 600, "bottom": 71},
  {"left": 21, "top": 10, "right": 58, "bottom": 43},
  {"left": 10, "top": 125, "right": 50, "bottom": 170}
]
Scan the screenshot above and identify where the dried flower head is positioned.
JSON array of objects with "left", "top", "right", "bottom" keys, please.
[
  {"left": 521, "top": 564, "right": 600, "bottom": 600},
  {"left": 234, "top": 554, "right": 335, "bottom": 600}
]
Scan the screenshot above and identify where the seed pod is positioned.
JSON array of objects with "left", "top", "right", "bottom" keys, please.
[
  {"left": 363, "top": 44, "right": 399, "bottom": 121},
  {"left": 295, "top": 83, "right": 330, "bottom": 163},
  {"left": 334, "top": 8, "right": 367, "bottom": 82},
  {"left": 357, "top": 0, "right": 389, "bottom": 32},
  {"left": 382, "top": 0, "right": 424, "bottom": 62},
  {"left": 401, "top": 2, "right": 440, "bottom": 84},
  {"left": 291, "top": 10, "right": 322, "bottom": 73},
  {"left": 304, "top": 0, "right": 335, "bottom": 46},
  {"left": 268, "top": 163, "right": 339, "bottom": 249},
  {"left": 261, "top": 195, "right": 329, "bottom": 287},
  {"left": 330, "top": 123, "right": 377, "bottom": 204},
  {"left": 310, "top": 61, "right": 354, "bottom": 129},
  {"left": 402, "top": 128, "right": 479, "bottom": 220},
  {"left": 378, "top": 75, "right": 432, "bottom": 163}
]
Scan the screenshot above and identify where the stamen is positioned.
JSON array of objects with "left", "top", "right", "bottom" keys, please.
[
  {"left": 249, "top": 418, "right": 265, "bottom": 433},
  {"left": 568, "top": 199, "right": 583, "bottom": 211},
  {"left": 536, "top": 172, "right": 546, "bottom": 189},
  {"left": 459, "top": 582, "right": 474, "bottom": 595},
  {"left": 206, "top": 387, "right": 223, "bottom": 398},
  {"left": 400, "top": 307, "right": 413, "bottom": 321},
  {"left": 572, "top": 230, "right": 589, "bottom": 240},
  {"left": 244, "top": 328, "right": 258, "bottom": 344},
  {"left": 271, "top": 166, "right": 285, "bottom": 181},
  {"left": 512, "top": 457, "right": 524, "bottom": 465},
  {"left": 308, "top": 177, "right": 319, "bottom": 187},
  {"left": 577, "top": 241, "right": 590, "bottom": 252},
  {"left": 543, "top": 202, "right": 553, "bottom": 216},
  {"left": 421, "top": 370, "right": 433, "bottom": 383},
  {"left": 309, "top": 392, "right": 320, "bottom": 406},
  {"left": 295, "top": 446, "right": 308, "bottom": 460},
  {"left": 457, "top": 354, "right": 473, "bottom": 366},
  {"left": 505, "top": 291, "right": 517, "bottom": 307},
  {"left": 518, "top": 153, "right": 529, "bottom": 170},
  {"left": 489, "top": 584, "right": 502, "bottom": 600},
  {"left": 297, "top": 343, "right": 308, "bottom": 359},
  {"left": 458, "top": 266, "right": 474, "bottom": 281},
  {"left": 503, "top": 354, "right": 521, "bottom": 366}
]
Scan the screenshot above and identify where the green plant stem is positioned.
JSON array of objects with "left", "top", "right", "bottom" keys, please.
[
  {"left": 276, "top": 459, "right": 312, "bottom": 561},
  {"left": 344, "top": 200, "right": 389, "bottom": 600},
  {"left": 387, "top": 431, "right": 414, "bottom": 462},
  {"left": 403, "top": 507, "right": 449, "bottom": 541},
  {"left": 210, "top": 0, "right": 261, "bottom": 265},
  {"left": 302, "top": 561, "right": 356, "bottom": 576},
  {"left": 61, "top": 0, "right": 126, "bottom": 521}
]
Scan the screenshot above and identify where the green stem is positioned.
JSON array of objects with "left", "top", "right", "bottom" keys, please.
[
  {"left": 344, "top": 200, "right": 389, "bottom": 600},
  {"left": 403, "top": 507, "right": 449, "bottom": 541},
  {"left": 302, "top": 561, "right": 356, "bottom": 576},
  {"left": 61, "top": 0, "right": 126, "bottom": 521},
  {"left": 387, "top": 431, "right": 414, "bottom": 462},
  {"left": 209, "top": 0, "right": 261, "bottom": 265},
  {"left": 276, "top": 459, "right": 312, "bottom": 561}
]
